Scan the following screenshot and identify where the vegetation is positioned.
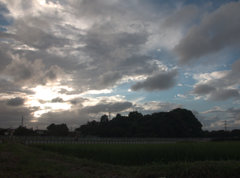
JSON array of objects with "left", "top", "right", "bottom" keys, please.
[
  {"left": 1, "top": 108, "right": 240, "bottom": 138},
  {"left": 2, "top": 143, "right": 240, "bottom": 177},
  {"left": 34, "top": 142, "right": 240, "bottom": 165},
  {"left": 14, "top": 126, "right": 35, "bottom": 136},
  {"left": 76, "top": 108, "right": 203, "bottom": 137},
  {"left": 46, "top": 123, "right": 69, "bottom": 136},
  {"left": 0, "top": 143, "right": 133, "bottom": 178}
]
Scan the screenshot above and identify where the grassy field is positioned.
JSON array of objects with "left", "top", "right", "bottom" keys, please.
[
  {"left": 33, "top": 141, "right": 240, "bottom": 165},
  {"left": 1, "top": 142, "right": 240, "bottom": 177}
]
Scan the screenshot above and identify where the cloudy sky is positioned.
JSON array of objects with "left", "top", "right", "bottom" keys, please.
[{"left": 0, "top": 0, "right": 240, "bottom": 130}]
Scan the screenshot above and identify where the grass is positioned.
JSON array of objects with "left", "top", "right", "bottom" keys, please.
[
  {"left": 33, "top": 141, "right": 240, "bottom": 165},
  {"left": 1, "top": 142, "right": 240, "bottom": 177},
  {"left": 0, "top": 143, "right": 133, "bottom": 177}
]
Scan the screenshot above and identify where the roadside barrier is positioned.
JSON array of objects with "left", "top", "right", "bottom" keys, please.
[{"left": 0, "top": 136, "right": 211, "bottom": 144}]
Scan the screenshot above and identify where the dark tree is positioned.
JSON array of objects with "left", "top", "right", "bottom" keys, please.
[
  {"left": 76, "top": 108, "right": 204, "bottom": 138},
  {"left": 0, "top": 128, "right": 6, "bottom": 135},
  {"left": 231, "top": 129, "right": 240, "bottom": 137},
  {"left": 128, "top": 111, "right": 143, "bottom": 120},
  {"left": 14, "top": 126, "right": 35, "bottom": 136},
  {"left": 47, "top": 123, "right": 69, "bottom": 136},
  {"left": 100, "top": 115, "right": 109, "bottom": 123}
]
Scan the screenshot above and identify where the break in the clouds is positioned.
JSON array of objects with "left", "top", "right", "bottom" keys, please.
[{"left": 0, "top": 0, "right": 240, "bottom": 130}]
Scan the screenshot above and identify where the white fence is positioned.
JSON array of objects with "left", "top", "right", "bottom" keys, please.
[{"left": 0, "top": 136, "right": 211, "bottom": 144}]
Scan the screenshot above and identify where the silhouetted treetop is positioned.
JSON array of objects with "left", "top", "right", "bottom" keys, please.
[
  {"left": 100, "top": 114, "right": 109, "bottom": 123},
  {"left": 76, "top": 108, "right": 203, "bottom": 137},
  {"left": 47, "top": 123, "right": 69, "bottom": 136},
  {"left": 14, "top": 126, "right": 35, "bottom": 136}
]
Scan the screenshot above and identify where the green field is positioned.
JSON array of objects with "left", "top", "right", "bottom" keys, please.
[
  {"left": 1, "top": 142, "right": 240, "bottom": 177},
  {"left": 33, "top": 141, "right": 240, "bottom": 165}
]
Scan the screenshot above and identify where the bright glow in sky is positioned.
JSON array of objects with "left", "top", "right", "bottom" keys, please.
[
  {"left": 32, "top": 85, "right": 59, "bottom": 101},
  {"left": 0, "top": 0, "right": 240, "bottom": 130},
  {"left": 25, "top": 85, "right": 72, "bottom": 118}
]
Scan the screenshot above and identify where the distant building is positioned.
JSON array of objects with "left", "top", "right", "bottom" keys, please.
[
  {"left": 4, "top": 128, "right": 15, "bottom": 136},
  {"left": 35, "top": 129, "right": 47, "bottom": 136}
]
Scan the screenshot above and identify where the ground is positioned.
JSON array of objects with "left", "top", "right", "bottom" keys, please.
[{"left": 1, "top": 143, "right": 240, "bottom": 177}]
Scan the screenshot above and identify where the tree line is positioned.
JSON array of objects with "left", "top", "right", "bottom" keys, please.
[
  {"left": 0, "top": 123, "right": 69, "bottom": 137},
  {"left": 76, "top": 108, "right": 203, "bottom": 137},
  {"left": 1, "top": 108, "right": 240, "bottom": 138}
]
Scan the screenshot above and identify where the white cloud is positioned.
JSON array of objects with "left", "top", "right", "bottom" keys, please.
[
  {"left": 176, "top": 94, "right": 187, "bottom": 99},
  {"left": 201, "top": 106, "right": 225, "bottom": 114},
  {"left": 193, "top": 71, "right": 229, "bottom": 84},
  {"left": 192, "top": 59, "right": 240, "bottom": 101}
]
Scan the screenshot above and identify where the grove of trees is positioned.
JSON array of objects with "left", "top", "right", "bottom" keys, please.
[
  {"left": 2, "top": 108, "right": 240, "bottom": 138},
  {"left": 46, "top": 123, "right": 69, "bottom": 136},
  {"left": 76, "top": 108, "right": 203, "bottom": 137}
]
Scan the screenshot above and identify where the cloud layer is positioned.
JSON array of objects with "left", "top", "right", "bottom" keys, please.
[
  {"left": 192, "top": 59, "right": 240, "bottom": 101},
  {"left": 175, "top": 1, "right": 240, "bottom": 63},
  {"left": 131, "top": 70, "right": 178, "bottom": 91},
  {"left": 0, "top": 0, "right": 240, "bottom": 130}
]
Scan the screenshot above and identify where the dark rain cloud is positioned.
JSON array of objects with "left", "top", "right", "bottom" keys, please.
[
  {"left": 131, "top": 70, "right": 178, "bottom": 91},
  {"left": 0, "top": 100, "right": 35, "bottom": 128},
  {"left": 193, "top": 84, "right": 216, "bottom": 95},
  {"left": 192, "top": 59, "right": 240, "bottom": 101},
  {"left": 0, "top": 17, "right": 70, "bottom": 50},
  {"left": 2, "top": 57, "right": 63, "bottom": 86},
  {"left": 7, "top": 97, "right": 25, "bottom": 106},
  {"left": 209, "top": 89, "right": 240, "bottom": 101},
  {"left": 175, "top": 1, "right": 240, "bottom": 63},
  {"left": 0, "top": 0, "right": 175, "bottom": 93},
  {"left": 82, "top": 101, "right": 133, "bottom": 114},
  {"left": 51, "top": 97, "right": 64, "bottom": 103},
  {"left": 0, "top": 79, "right": 33, "bottom": 95},
  {"left": 0, "top": 47, "right": 12, "bottom": 70}
]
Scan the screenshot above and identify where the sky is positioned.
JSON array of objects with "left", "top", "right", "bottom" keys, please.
[{"left": 0, "top": 0, "right": 240, "bottom": 130}]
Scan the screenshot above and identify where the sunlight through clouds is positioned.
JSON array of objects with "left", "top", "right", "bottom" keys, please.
[{"left": 0, "top": 0, "right": 240, "bottom": 129}]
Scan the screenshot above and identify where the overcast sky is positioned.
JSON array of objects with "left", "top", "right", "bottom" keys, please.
[{"left": 0, "top": 0, "right": 240, "bottom": 130}]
